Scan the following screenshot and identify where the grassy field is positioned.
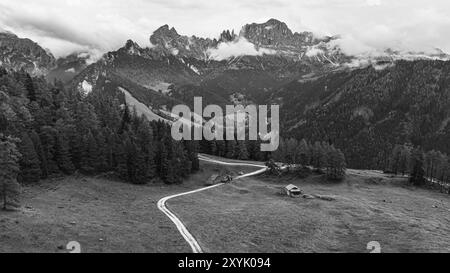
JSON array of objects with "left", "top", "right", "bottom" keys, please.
[
  {"left": 170, "top": 170, "right": 450, "bottom": 253},
  {"left": 1, "top": 157, "right": 449, "bottom": 253},
  {"left": 0, "top": 162, "right": 260, "bottom": 253}
]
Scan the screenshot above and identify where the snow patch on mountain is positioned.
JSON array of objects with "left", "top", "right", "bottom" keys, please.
[
  {"left": 81, "top": 80, "right": 93, "bottom": 95},
  {"left": 305, "top": 47, "right": 325, "bottom": 57}
]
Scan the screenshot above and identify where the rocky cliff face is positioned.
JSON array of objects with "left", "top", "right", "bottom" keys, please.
[
  {"left": 149, "top": 25, "right": 217, "bottom": 60},
  {"left": 240, "top": 18, "right": 316, "bottom": 49},
  {"left": 0, "top": 32, "right": 56, "bottom": 76}
]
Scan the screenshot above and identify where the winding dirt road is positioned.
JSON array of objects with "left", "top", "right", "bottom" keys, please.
[{"left": 157, "top": 154, "right": 267, "bottom": 253}]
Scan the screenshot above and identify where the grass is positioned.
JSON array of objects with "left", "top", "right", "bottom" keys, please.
[
  {"left": 170, "top": 171, "right": 450, "bottom": 253},
  {"left": 0, "top": 162, "right": 260, "bottom": 253},
  {"left": 1, "top": 157, "right": 449, "bottom": 253}
]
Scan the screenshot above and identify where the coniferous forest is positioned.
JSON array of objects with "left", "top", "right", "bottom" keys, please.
[{"left": 0, "top": 67, "right": 199, "bottom": 196}]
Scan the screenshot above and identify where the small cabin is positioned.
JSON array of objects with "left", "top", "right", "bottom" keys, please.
[{"left": 284, "top": 184, "right": 302, "bottom": 197}]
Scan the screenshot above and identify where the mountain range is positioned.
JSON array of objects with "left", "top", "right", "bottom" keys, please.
[{"left": 2, "top": 19, "right": 450, "bottom": 170}]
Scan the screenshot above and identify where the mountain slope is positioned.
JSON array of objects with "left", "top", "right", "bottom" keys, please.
[
  {"left": 277, "top": 60, "right": 450, "bottom": 169},
  {"left": 0, "top": 32, "right": 56, "bottom": 76}
]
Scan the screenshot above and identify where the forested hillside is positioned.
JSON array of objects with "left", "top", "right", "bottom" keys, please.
[
  {"left": 0, "top": 68, "right": 199, "bottom": 188},
  {"left": 278, "top": 60, "right": 450, "bottom": 173}
]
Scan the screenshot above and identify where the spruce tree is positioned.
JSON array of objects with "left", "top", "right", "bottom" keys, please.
[
  {"left": 18, "top": 133, "right": 41, "bottom": 183},
  {"left": 115, "top": 133, "right": 130, "bottom": 181},
  {"left": 80, "top": 131, "right": 99, "bottom": 174},
  {"left": 29, "top": 130, "right": 47, "bottom": 178},
  {"left": 55, "top": 131, "right": 75, "bottom": 175},
  {"left": 389, "top": 145, "right": 403, "bottom": 174},
  {"left": 119, "top": 104, "right": 132, "bottom": 134},
  {"left": 236, "top": 141, "right": 249, "bottom": 160},
  {"left": 216, "top": 140, "right": 226, "bottom": 157},
  {"left": 183, "top": 140, "right": 199, "bottom": 173},
  {"left": 410, "top": 148, "right": 426, "bottom": 186},
  {"left": 210, "top": 140, "right": 217, "bottom": 156},
  {"left": 39, "top": 126, "right": 59, "bottom": 174},
  {"left": 0, "top": 134, "right": 21, "bottom": 210},
  {"left": 226, "top": 140, "right": 236, "bottom": 159},
  {"left": 94, "top": 130, "right": 110, "bottom": 172},
  {"left": 171, "top": 142, "right": 189, "bottom": 183},
  {"left": 135, "top": 120, "right": 156, "bottom": 180},
  {"left": 159, "top": 143, "right": 170, "bottom": 183}
]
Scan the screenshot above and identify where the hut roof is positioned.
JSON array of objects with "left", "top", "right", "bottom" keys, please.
[{"left": 285, "top": 184, "right": 301, "bottom": 192}]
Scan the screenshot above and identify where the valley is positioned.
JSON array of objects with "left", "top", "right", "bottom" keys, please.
[
  {"left": 1, "top": 11, "right": 450, "bottom": 255},
  {"left": 1, "top": 157, "right": 449, "bottom": 253}
]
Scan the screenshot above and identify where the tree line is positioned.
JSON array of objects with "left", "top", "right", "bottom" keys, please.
[
  {"left": 201, "top": 137, "right": 347, "bottom": 181},
  {"left": 388, "top": 143, "right": 450, "bottom": 191},
  {"left": 0, "top": 68, "right": 199, "bottom": 209},
  {"left": 271, "top": 138, "right": 346, "bottom": 181}
]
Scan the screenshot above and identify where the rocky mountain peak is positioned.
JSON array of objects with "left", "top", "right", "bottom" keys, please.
[
  {"left": 150, "top": 25, "right": 181, "bottom": 46},
  {"left": 123, "top": 39, "right": 142, "bottom": 54},
  {"left": 218, "top": 30, "right": 237, "bottom": 43},
  {"left": 148, "top": 25, "right": 217, "bottom": 60},
  {"left": 240, "top": 19, "right": 294, "bottom": 46},
  {"left": 0, "top": 31, "right": 56, "bottom": 76},
  {"left": 238, "top": 18, "right": 322, "bottom": 53},
  {"left": 0, "top": 31, "right": 18, "bottom": 39}
]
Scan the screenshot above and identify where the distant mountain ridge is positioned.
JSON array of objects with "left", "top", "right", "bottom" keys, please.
[
  {"left": 0, "top": 31, "right": 56, "bottom": 76},
  {"left": 2, "top": 21, "right": 450, "bottom": 173},
  {"left": 2, "top": 19, "right": 450, "bottom": 118},
  {"left": 1, "top": 19, "right": 448, "bottom": 81}
]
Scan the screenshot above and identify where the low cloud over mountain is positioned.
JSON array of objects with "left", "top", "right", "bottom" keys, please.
[{"left": 1, "top": 0, "right": 450, "bottom": 58}]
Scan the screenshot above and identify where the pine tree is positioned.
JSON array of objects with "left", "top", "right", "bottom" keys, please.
[
  {"left": 94, "top": 130, "right": 110, "bottom": 172},
  {"left": 216, "top": 140, "right": 226, "bottom": 157},
  {"left": 285, "top": 138, "right": 298, "bottom": 164},
  {"left": 80, "top": 131, "right": 99, "bottom": 174},
  {"left": 184, "top": 140, "right": 200, "bottom": 172},
  {"left": 68, "top": 130, "right": 83, "bottom": 169},
  {"left": 158, "top": 140, "right": 171, "bottom": 183},
  {"left": 410, "top": 148, "right": 426, "bottom": 186},
  {"left": 327, "top": 148, "right": 346, "bottom": 181},
  {"left": 271, "top": 138, "right": 287, "bottom": 163},
  {"left": 24, "top": 74, "right": 37, "bottom": 102},
  {"left": 226, "top": 140, "right": 236, "bottom": 159},
  {"left": 55, "top": 131, "right": 75, "bottom": 175},
  {"left": 119, "top": 104, "right": 132, "bottom": 134},
  {"left": 0, "top": 134, "right": 21, "bottom": 210},
  {"left": 135, "top": 120, "right": 157, "bottom": 180},
  {"left": 18, "top": 133, "right": 41, "bottom": 183},
  {"left": 389, "top": 145, "right": 403, "bottom": 174},
  {"left": 297, "top": 139, "right": 311, "bottom": 166},
  {"left": 133, "top": 147, "right": 150, "bottom": 184},
  {"left": 210, "top": 140, "right": 217, "bottom": 156},
  {"left": 236, "top": 141, "right": 249, "bottom": 160},
  {"left": 312, "top": 142, "right": 327, "bottom": 169},
  {"left": 29, "top": 130, "right": 47, "bottom": 178},
  {"left": 398, "top": 146, "right": 411, "bottom": 176},
  {"left": 39, "top": 126, "right": 59, "bottom": 174},
  {"left": 172, "top": 142, "right": 190, "bottom": 182},
  {"left": 115, "top": 133, "right": 129, "bottom": 181}
]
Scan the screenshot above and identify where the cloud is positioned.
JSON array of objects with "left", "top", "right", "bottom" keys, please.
[
  {"left": 0, "top": 0, "right": 450, "bottom": 58},
  {"left": 207, "top": 38, "right": 275, "bottom": 61},
  {"left": 305, "top": 47, "right": 325, "bottom": 57}
]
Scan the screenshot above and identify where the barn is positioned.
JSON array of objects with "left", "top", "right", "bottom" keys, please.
[{"left": 284, "top": 184, "right": 302, "bottom": 197}]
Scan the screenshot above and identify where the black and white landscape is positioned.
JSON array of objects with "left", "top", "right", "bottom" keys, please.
[{"left": 0, "top": 0, "right": 449, "bottom": 254}]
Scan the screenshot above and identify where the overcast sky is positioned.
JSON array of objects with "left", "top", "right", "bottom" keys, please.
[{"left": 1, "top": 0, "right": 449, "bottom": 57}]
